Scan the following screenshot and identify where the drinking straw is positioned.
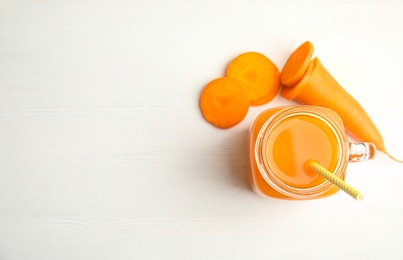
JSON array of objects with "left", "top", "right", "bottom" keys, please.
[{"left": 307, "top": 160, "right": 364, "bottom": 201}]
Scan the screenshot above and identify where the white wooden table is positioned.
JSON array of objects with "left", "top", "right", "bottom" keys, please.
[{"left": 1, "top": 1, "right": 403, "bottom": 259}]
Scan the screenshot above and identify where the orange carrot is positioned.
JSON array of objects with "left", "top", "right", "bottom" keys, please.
[
  {"left": 281, "top": 59, "right": 314, "bottom": 100},
  {"left": 226, "top": 52, "right": 280, "bottom": 106},
  {"left": 281, "top": 55, "right": 401, "bottom": 162},
  {"left": 281, "top": 41, "right": 314, "bottom": 87},
  {"left": 200, "top": 77, "right": 249, "bottom": 129}
]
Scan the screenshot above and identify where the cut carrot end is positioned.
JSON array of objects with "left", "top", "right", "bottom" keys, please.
[
  {"left": 281, "top": 58, "right": 315, "bottom": 100},
  {"left": 199, "top": 77, "right": 249, "bottom": 129},
  {"left": 281, "top": 41, "right": 314, "bottom": 87},
  {"left": 226, "top": 52, "right": 281, "bottom": 106}
]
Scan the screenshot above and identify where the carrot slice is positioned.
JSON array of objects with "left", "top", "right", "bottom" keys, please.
[
  {"left": 281, "top": 58, "right": 315, "bottom": 100},
  {"left": 199, "top": 77, "right": 249, "bottom": 129},
  {"left": 226, "top": 52, "right": 280, "bottom": 106},
  {"left": 281, "top": 41, "right": 314, "bottom": 87}
]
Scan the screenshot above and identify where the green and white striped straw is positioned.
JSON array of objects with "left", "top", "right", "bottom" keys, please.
[{"left": 307, "top": 160, "right": 364, "bottom": 201}]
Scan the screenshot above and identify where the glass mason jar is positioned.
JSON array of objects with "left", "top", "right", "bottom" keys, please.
[{"left": 249, "top": 105, "right": 375, "bottom": 200}]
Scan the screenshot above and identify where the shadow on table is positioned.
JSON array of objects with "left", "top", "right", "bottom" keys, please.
[{"left": 224, "top": 127, "right": 253, "bottom": 193}]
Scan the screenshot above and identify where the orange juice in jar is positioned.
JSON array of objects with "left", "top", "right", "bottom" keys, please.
[{"left": 249, "top": 106, "right": 375, "bottom": 200}]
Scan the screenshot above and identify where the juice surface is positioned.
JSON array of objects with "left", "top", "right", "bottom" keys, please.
[
  {"left": 264, "top": 114, "right": 339, "bottom": 188},
  {"left": 249, "top": 107, "right": 343, "bottom": 199}
]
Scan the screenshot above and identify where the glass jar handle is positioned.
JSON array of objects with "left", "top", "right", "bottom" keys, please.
[{"left": 349, "top": 142, "right": 376, "bottom": 162}]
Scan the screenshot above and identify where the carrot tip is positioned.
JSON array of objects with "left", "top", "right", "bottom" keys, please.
[{"left": 385, "top": 152, "right": 403, "bottom": 163}]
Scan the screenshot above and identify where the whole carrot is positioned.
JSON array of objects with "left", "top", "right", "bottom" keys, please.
[{"left": 281, "top": 42, "right": 401, "bottom": 162}]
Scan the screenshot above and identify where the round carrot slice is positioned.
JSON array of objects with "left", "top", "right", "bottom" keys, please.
[
  {"left": 281, "top": 41, "right": 314, "bottom": 87},
  {"left": 281, "top": 58, "right": 315, "bottom": 100},
  {"left": 200, "top": 77, "right": 249, "bottom": 129},
  {"left": 226, "top": 52, "right": 281, "bottom": 106}
]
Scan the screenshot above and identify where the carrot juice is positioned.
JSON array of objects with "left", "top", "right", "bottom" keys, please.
[{"left": 250, "top": 106, "right": 349, "bottom": 200}]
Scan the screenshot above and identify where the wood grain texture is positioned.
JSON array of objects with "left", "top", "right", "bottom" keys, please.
[{"left": 1, "top": 1, "right": 403, "bottom": 259}]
